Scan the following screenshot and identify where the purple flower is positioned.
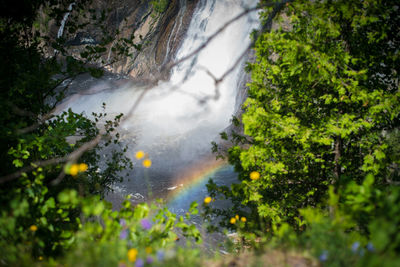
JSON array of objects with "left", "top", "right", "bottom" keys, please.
[
  {"left": 135, "top": 258, "right": 144, "bottom": 267},
  {"left": 146, "top": 256, "right": 154, "bottom": 264},
  {"left": 120, "top": 218, "right": 127, "bottom": 227},
  {"left": 119, "top": 229, "right": 128, "bottom": 240},
  {"left": 140, "top": 219, "right": 152, "bottom": 230},
  {"left": 157, "top": 250, "right": 164, "bottom": 261},
  {"left": 351, "top": 241, "right": 360, "bottom": 253},
  {"left": 319, "top": 250, "right": 328, "bottom": 262},
  {"left": 367, "top": 242, "right": 375, "bottom": 252}
]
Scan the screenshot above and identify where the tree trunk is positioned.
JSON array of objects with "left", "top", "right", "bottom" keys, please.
[{"left": 333, "top": 136, "right": 342, "bottom": 185}]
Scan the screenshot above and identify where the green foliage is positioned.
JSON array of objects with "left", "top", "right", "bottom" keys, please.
[
  {"left": 150, "top": 0, "right": 169, "bottom": 14},
  {"left": 206, "top": 0, "right": 400, "bottom": 265},
  {"left": 0, "top": 101, "right": 202, "bottom": 264},
  {"left": 0, "top": 107, "right": 133, "bottom": 258},
  {"left": 289, "top": 184, "right": 400, "bottom": 267},
  {"left": 0, "top": 191, "right": 201, "bottom": 266},
  {"left": 209, "top": 0, "right": 399, "bottom": 225}
]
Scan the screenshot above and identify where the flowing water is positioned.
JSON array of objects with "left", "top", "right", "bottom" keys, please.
[
  {"left": 64, "top": 0, "right": 259, "bottom": 221},
  {"left": 163, "top": 0, "right": 187, "bottom": 64},
  {"left": 57, "top": 3, "right": 75, "bottom": 38}
]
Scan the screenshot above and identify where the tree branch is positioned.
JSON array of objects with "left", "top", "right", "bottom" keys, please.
[{"left": 0, "top": 0, "right": 291, "bottom": 184}]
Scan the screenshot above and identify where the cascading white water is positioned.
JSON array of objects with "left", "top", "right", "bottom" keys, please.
[
  {"left": 68, "top": 0, "right": 257, "bottom": 144},
  {"left": 65, "top": 0, "right": 259, "bottom": 202},
  {"left": 57, "top": 3, "right": 75, "bottom": 38},
  {"left": 163, "top": 0, "right": 187, "bottom": 64}
]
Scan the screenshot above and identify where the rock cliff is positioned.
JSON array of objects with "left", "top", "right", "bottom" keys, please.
[{"left": 48, "top": 0, "right": 199, "bottom": 81}]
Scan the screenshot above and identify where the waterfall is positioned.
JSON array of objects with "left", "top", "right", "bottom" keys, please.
[
  {"left": 163, "top": 0, "right": 187, "bottom": 64},
  {"left": 57, "top": 3, "right": 75, "bottom": 39},
  {"left": 65, "top": 0, "right": 259, "bottom": 205}
]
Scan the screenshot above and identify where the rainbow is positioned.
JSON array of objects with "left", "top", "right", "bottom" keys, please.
[{"left": 166, "top": 156, "right": 230, "bottom": 207}]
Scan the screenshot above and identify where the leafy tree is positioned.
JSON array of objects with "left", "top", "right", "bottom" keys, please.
[{"left": 208, "top": 0, "right": 400, "bottom": 233}]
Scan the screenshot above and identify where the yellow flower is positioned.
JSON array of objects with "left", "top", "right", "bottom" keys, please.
[
  {"left": 235, "top": 214, "right": 239, "bottom": 220},
  {"left": 241, "top": 217, "right": 247, "bottom": 222},
  {"left": 127, "top": 248, "right": 138, "bottom": 262},
  {"left": 145, "top": 247, "right": 152, "bottom": 254},
  {"left": 30, "top": 225, "right": 38, "bottom": 232},
  {"left": 250, "top": 171, "right": 260, "bottom": 180},
  {"left": 204, "top": 196, "right": 212, "bottom": 204},
  {"left": 230, "top": 218, "right": 236, "bottom": 224},
  {"left": 135, "top": 150, "right": 145, "bottom": 159},
  {"left": 142, "top": 159, "right": 152, "bottom": 168},
  {"left": 78, "top": 163, "right": 88, "bottom": 172},
  {"left": 70, "top": 164, "right": 79, "bottom": 176},
  {"left": 38, "top": 256, "right": 43, "bottom": 261}
]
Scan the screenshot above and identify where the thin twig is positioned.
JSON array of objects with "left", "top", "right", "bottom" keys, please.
[
  {"left": 0, "top": 135, "right": 102, "bottom": 185},
  {"left": 217, "top": 0, "right": 293, "bottom": 85},
  {"left": 163, "top": 5, "right": 259, "bottom": 72},
  {"left": 0, "top": 0, "right": 291, "bottom": 184}
]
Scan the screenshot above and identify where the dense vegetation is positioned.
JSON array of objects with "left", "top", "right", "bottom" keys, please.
[
  {"left": 0, "top": 0, "right": 200, "bottom": 266},
  {"left": 208, "top": 0, "right": 400, "bottom": 266},
  {"left": 1, "top": 0, "right": 399, "bottom": 266}
]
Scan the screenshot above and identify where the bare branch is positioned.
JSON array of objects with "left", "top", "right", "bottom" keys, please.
[
  {"left": 16, "top": 111, "right": 55, "bottom": 135},
  {"left": 0, "top": 135, "right": 102, "bottom": 185},
  {"left": 161, "top": 0, "right": 292, "bottom": 102},
  {"left": 6, "top": 101, "right": 37, "bottom": 118},
  {"left": 0, "top": 158, "right": 66, "bottom": 185},
  {"left": 50, "top": 135, "right": 102, "bottom": 185},
  {"left": 0, "top": 0, "right": 291, "bottom": 184},
  {"left": 216, "top": 0, "right": 293, "bottom": 85}
]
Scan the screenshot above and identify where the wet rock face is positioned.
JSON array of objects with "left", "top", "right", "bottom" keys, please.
[{"left": 56, "top": 0, "right": 199, "bottom": 81}]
